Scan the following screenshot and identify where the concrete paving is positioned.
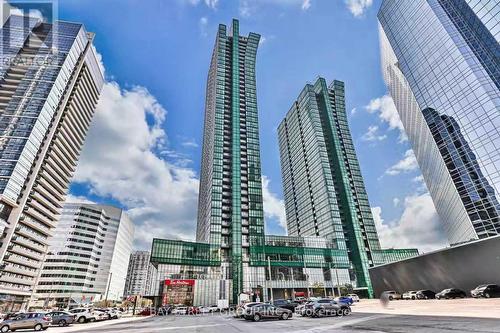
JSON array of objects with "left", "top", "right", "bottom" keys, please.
[
  {"left": 353, "top": 298, "right": 500, "bottom": 318},
  {"left": 58, "top": 302, "right": 500, "bottom": 333}
]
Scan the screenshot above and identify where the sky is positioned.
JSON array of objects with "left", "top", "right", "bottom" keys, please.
[{"left": 34, "top": 0, "right": 450, "bottom": 253}]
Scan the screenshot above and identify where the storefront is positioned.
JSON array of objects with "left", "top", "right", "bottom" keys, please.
[
  {"left": 163, "top": 279, "right": 195, "bottom": 306},
  {"left": 0, "top": 294, "right": 26, "bottom": 313}
]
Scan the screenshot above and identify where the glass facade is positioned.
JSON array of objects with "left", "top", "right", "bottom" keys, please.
[
  {"left": 378, "top": 0, "right": 500, "bottom": 244},
  {"left": 196, "top": 19, "right": 264, "bottom": 302},
  {"left": 148, "top": 20, "right": 420, "bottom": 306},
  {"left": 149, "top": 235, "right": 354, "bottom": 306},
  {"left": 0, "top": 15, "right": 104, "bottom": 308},
  {"left": 278, "top": 78, "right": 382, "bottom": 297}
]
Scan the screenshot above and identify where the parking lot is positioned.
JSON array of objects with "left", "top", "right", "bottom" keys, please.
[
  {"left": 54, "top": 299, "right": 500, "bottom": 333},
  {"left": 56, "top": 312, "right": 500, "bottom": 333}
]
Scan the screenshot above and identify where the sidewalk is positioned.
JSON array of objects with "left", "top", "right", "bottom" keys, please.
[
  {"left": 352, "top": 299, "right": 500, "bottom": 319},
  {"left": 49, "top": 315, "right": 151, "bottom": 332}
]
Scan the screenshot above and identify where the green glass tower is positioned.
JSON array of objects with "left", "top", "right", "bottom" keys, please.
[
  {"left": 278, "top": 77, "right": 383, "bottom": 296},
  {"left": 196, "top": 19, "right": 264, "bottom": 303}
]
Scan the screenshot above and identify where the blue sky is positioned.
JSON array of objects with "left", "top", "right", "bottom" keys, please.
[{"left": 46, "top": 0, "right": 448, "bottom": 252}]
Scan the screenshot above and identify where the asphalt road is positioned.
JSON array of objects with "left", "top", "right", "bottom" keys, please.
[{"left": 71, "top": 312, "right": 500, "bottom": 333}]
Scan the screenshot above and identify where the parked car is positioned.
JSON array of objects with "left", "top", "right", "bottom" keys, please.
[
  {"left": 46, "top": 311, "right": 75, "bottom": 326},
  {"left": 157, "top": 305, "right": 172, "bottom": 315},
  {"left": 187, "top": 306, "right": 200, "bottom": 315},
  {"left": 0, "top": 312, "right": 51, "bottom": 332},
  {"left": 234, "top": 302, "right": 262, "bottom": 318},
  {"left": 295, "top": 301, "right": 313, "bottom": 316},
  {"left": 347, "top": 294, "right": 360, "bottom": 302},
  {"left": 171, "top": 306, "right": 188, "bottom": 315},
  {"left": 304, "top": 299, "right": 351, "bottom": 317},
  {"left": 243, "top": 304, "right": 292, "bottom": 321},
  {"left": 92, "top": 309, "right": 109, "bottom": 321},
  {"left": 199, "top": 305, "right": 219, "bottom": 313},
  {"left": 403, "top": 291, "right": 418, "bottom": 300},
  {"left": 416, "top": 290, "right": 436, "bottom": 299},
  {"left": 138, "top": 308, "right": 155, "bottom": 316},
  {"left": 273, "top": 299, "right": 298, "bottom": 312},
  {"left": 471, "top": 284, "right": 500, "bottom": 298},
  {"left": 436, "top": 288, "right": 466, "bottom": 299},
  {"left": 69, "top": 308, "right": 97, "bottom": 323},
  {"left": 1, "top": 313, "right": 20, "bottom": 321},
  {"left": 335, "top": 296, "right": 354, "bottom": 305},
  {"left": 383, "top": 290, "right": 402, "bottom": 300}
]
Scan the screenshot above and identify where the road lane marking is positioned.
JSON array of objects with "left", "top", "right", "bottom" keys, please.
[
  {"left": 147, "top": 323, "right": 226, "bottom": 331},
  {"left": 294, "top": 314, "right": 391, "bottom": 333}
]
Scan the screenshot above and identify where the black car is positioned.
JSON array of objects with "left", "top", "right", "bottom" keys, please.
[
  {"left": 416, "top": 290, "right": 436, "bottom": 299},
  {"left": 244, "top": 304, "right": 292, "bottom": 321},
  {"left": 304, "top": 298, "right": 351, "bottom": 317},
  {"left": 471, "top": 284, "right": 500, "bottom": 298},
  {"left": 436, "top": 288, "right": 466, "bottom": 299},
  {"left": 273, "top": 299, "right": 298, "bottom": 312}
]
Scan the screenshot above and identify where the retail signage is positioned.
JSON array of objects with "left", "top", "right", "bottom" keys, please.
[{"left": 164, "top": 279, "right": 195, "bottom": 286}]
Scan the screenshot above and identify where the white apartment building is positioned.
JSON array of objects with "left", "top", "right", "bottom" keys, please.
[
  {"left": 124, "top": 251, "right": 150, "bottom": 297},
  {"left": 34, "top": 203, "right": 134, "bottom": 307}
]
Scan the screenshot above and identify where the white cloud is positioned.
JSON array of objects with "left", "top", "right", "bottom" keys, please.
[
  {"left": 8, "top": 8, "right": 44, "bottom": 21},
  {"left": 239, "top": 0, "right": 254, "bottom": 17},
  {"left": 204, "top": 0, "right": 219, "bottom": 9},
  {"left": 65, "top": 194, "right": 96, "bottom": 205},
  {"left": 181, "top": 138, "right": 199, "bottom": 148},
  {"left": 372, "top": 193, "right": 448, "bottom": 253},
  {"left": 184, "top": 0, "right": 201, "bottom": 5},
  {"left": 261, "top": 176, "right": 287, "bottom": 231},
  {"left": 199, "top": 16, "right": 208, "bottom": 37},
  {"left": 385, "top": 149, "right": 418, "bottom": 175},
  {"left": 239, "top": 0, "right": 311, "bottom": 17},
  {"left": 74, "top": 82, "right": 200, "bottom": 249},
  {"left": 350, "top": 107, "right": 357, "bottom": 115},
  {"left": 344, "top": 0, "right": 373, "bottom": 17},
  {"left": 392, "top": 197, "right": 400, "bottom": 207},
  {"left": 361, "top": 125, "right": 387, "bottom": 142},
  {"left": 365, "top": 94, "right": 407, "bottom": 142}
]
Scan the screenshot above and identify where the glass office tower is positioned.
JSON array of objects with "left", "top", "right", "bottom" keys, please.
[
  {"left": 147, "top": 20, "right": 418, "bottom": 306},
  {"left": 378, "top": 0, "right": 500, "bottom": 245},
  {"left": 0, "top": 15, "right": 104, "bottom": 310},
  {"left": 278, "top": 77, "right": 383, "bottom": 297},
  {"left": 196, "top": 19, "right": 264, "bottom": 303}
]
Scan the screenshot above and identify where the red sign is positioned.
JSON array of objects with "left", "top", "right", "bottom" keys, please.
[{"left": 165, "top": 279, "right": 195, "bottom": 286}]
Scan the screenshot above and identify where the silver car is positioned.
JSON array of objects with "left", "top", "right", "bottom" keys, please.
[{"left": 0, "top": 312, "right": 51, "bottom": 332}]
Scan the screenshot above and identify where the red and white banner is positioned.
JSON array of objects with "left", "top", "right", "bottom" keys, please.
[{"left": 165, "top": 279, "right": 195, "bottom": 286}]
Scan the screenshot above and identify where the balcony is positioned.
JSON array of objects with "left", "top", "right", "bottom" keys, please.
[
  {"left": 12, "top": 235, "right": 46, "bottom": 253},
  {"left": 4, "top": 253, "right": 41, "bottom": 269},
  {"left": 8, "top": 244, "right": 43, "bottom": 261},
  {"left": 3, "top": 263, "right": 37, "bottom": 277},
  {"left": 15, "top": 226, "right": 49, "bottom": 246},
  {"left": 0, "top": 273, "right": 34, "bottom": 287}
]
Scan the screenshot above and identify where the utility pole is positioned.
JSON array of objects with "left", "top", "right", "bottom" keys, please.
[{"left": 267, "top": 256, "right": 273, "bottom": 302}]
